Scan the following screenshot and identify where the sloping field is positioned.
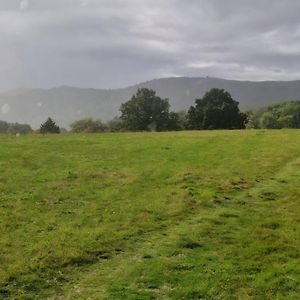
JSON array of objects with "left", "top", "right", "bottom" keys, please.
[{"left": 0, "top": 131, "right": 299, "bottom": 299}]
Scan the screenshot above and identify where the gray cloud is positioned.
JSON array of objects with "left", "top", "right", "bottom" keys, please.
[{"left": 0, "top": 0, "right": 300, "bottom": 91}]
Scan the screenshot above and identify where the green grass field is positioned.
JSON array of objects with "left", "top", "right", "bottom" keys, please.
[{"left": 0, "top": 130, "right": 299, "bottom": 299}]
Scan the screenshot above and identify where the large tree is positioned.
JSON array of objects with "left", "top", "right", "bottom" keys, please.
[
  {"left": 120, "top": 88, "right": 171, "bottom": 131},
  {"left": 187, "top": 88, "right": 247, "bottom": 130}
]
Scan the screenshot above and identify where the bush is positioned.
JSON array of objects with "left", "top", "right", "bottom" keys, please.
[
  {"left": 70, "top": 118, "right": 107, "bottom": 133},
  {"left": 107, "top": 117, "right": 126, "bottom": 132}
]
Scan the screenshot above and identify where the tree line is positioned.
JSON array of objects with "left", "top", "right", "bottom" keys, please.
[
  {"left": 2, "top": 87, "right": 300, "bottom": 134},
  {"left": 246, "top": 101, "right": 300, "bottom": 129},
  {"left": 67, "top": 88, "right": 248, "bottom": 133},
  {"left": 0, "top": 120, "right": 32, "bottom": 135}
]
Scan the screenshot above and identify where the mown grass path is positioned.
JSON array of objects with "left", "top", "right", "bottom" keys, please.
[{"left": 0, "top": 130, "right": 299, "bottom": 299}]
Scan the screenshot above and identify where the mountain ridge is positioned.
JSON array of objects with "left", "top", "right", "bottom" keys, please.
[{"left": 1, "top": 77, "right": 300, "bottom": 128}]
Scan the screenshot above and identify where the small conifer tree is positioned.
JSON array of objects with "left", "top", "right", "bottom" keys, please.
[{"left": 40, "top": 117, "right": 60, "bottom": 134}]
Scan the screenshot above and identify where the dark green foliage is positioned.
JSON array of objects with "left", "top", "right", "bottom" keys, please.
[
  {"left": 176, "top": 110, "right": 188, "bottom": 129},
  {"left": 40, "top": 117, "right": 60, "bottom": 134},
  {"left": 0, "top": 120, "right": 32, "bottom": 134},
  {"left": 120, "top": 88, "right": 171, "bottom": 131},
  {"left": 260, "top": 112, "right": 281, "bottom": 129},
  {"left": 70, "top": 118, "right": 107, "bottom": 133},
  {"left": 167, "top": 111, "right": 187, "bottom": 131},
  {"left": 107, "top": 117, "right": 126, "bottom": 132},
  {"left": 246, "top": 101, "right": 300, "bottom": 129},
  {"left": 187, "top": 88, "right": 247, "bottom": 129},
  {"left": 245, "top": 109, "right": 262, "bottom": 129},
  {"left": 0, "top": 120, "right": 9, "bottom": 133}
]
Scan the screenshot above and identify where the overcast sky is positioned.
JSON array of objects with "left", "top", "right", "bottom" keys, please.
[{"left": 1, "top": 0, "right": 300, "bottom": 91}]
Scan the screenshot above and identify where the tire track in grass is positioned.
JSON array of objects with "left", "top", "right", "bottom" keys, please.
[{"left": 52, "top": 155, "right": 300, "bottom": 299}]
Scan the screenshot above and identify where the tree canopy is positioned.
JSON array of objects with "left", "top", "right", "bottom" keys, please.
[
  {"left": 70, "top": 118, "right": 107, "bottom": 133},
  {"left": 40, "top": 117, "right": 60, "bottom": 134},
  {"left": 187, "top": 88, "right": 247, "bottom": 130},
  {"left": 246, "top": 100, "right": 300, "bottom": 129},
  {"left": 120, "top": 88, "right": 172, "bottom": 131}
]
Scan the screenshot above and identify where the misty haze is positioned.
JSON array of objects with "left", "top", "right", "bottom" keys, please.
[{"left": 0, "top": 1, "right": 299, "bottom": 299}]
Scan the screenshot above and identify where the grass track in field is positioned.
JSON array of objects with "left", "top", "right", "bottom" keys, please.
[{"left": 0, "top": 130, "right": 299, "bottom": 299}]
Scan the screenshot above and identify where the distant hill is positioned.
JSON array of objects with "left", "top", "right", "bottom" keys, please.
[{"left": 1, "top": 77, "right": 300, "bottom": 128}]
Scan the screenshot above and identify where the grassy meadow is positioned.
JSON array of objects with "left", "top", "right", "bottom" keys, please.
[{"left": 0, "top": 130, "right": 299, "bottom": 299}]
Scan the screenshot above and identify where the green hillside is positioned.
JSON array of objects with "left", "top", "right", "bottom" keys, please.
[{"left": 0, "top": 131, "right": 299, "bottom": 299}]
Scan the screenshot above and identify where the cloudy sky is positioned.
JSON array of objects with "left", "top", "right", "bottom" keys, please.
[{"left": 1, "top": 0, "right": 300, "bottom": 91}]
